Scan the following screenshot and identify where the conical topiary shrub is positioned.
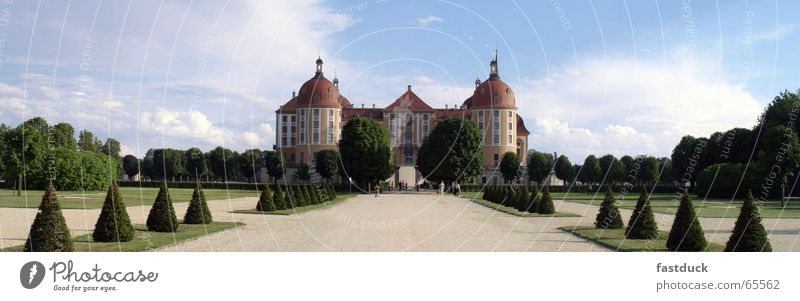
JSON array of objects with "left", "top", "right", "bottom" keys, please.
[
  {"left": 293, "top": 185, "right": 307, "bottom": 207},
  {"left": 93, "top": 181, "right": 135, "bottom": 242},
  {"left": 482, "top": 186, "right": 490, "bottom": 200},
  {"left": 725, "top": 190, "right": 772, "bottom": 252},
  {"left": 285, "top": 185, "right": 296, "bottom": 209},
  {"left": 311, "top": 186, "right": 322, "bottom": 204},
  {"left": 146, "top": 182, "right": 179, "bottom": 232},
  {"left": 527, "top": 185, "right": 540, "bottom": 213},
  {"left": 490, "top": 186, "right": 499, "bottom": 203},
  {"left": 504, "top": 187, "right": 516, "bottom": 208},
  {"left": 666, "top": 193, "right": 708, "bottom": 251},
  {"left": 594, "top": 185, "right": 624, "bottom": 229},
  {"left": 256, "top": 183, "right": 276, "bottom": 212},
  {"left": 537, "top": 186, "right": 555, "bottom": 214},
  {"left": 625, "top": 187, "right": 658, "bottom": 239},
  {"left": 485, "top": 186, "right": 494, "bottom": 202},
  {"left": 301, "top": 185, "right": 313, "bottom": 205},
  {"left": 184, "top": 182, "right": 213, "bottom": 224},
  {"left": 273, "top": 184, "right": 287, "bottom": 210},
  {"left": 24, "top": 180, "right": 73, "bottom": 252},
  {"left": 328, "top": 184, "right": 336, "bottom": 198},
  {"left": 515, "top": 186, "right": 530, "bottom": 212}
]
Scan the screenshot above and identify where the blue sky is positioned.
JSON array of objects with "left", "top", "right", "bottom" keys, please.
[{"left": 0, "top": 0, "right": 798, "bottom": 161}]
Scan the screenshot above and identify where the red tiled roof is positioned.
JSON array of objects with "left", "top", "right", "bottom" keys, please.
[
  {"left": 276, "top": 96, "right": 299, "bottom": 113},
  {"left": 517, "top": 115, "right": 530, "bottom": 135},
  {"left": 384, "top": 87, "right": 436, "bottom": 112}
]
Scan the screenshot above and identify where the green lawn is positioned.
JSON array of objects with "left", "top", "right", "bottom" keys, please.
[
  {"left": 232, "top": 193, "right": 356, "bottom": 215},
  {"left": 557, "top": 192, "right": 800, "bottom": 218},
  {"left": 0, "top": 187, "right": 260, "bottom": 209},
  {"left": 559, "top": 226, "right": 725, "bottom": 252},
  {"left": 1, "top": 222, "right": 242, "bottom": 252},
  {"left": 460, "top": 192, "right": 580, "bottom": 217}
]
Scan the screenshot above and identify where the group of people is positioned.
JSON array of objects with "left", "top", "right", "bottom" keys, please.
[{"left": 438, "top": 181, "right": 461, "bottom": 197}]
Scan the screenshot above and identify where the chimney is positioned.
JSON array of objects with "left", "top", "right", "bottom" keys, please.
[
  {"left": 445, "top": 104, "right": 448, "bottom": 109},
  {"left": 361, "top": 104, "right": 364, "bottom": 109},
  {"left": 372, "top": 104, "right": 375, "bottom": 108},
  {"left": 292, "top": 91, "right": 296, "bottom": 98},
  {"left": 407, "top": 85, "right": 411, "bottom": 91}
]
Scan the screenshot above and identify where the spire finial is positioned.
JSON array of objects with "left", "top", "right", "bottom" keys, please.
[
  {"left": 333, "top": 69, "right": 339, "bottom": 87},
  {"left": 489, "top": 49, "right": 499, "bottom": 78}
]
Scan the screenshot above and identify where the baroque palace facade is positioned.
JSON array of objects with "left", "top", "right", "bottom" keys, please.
[{"left": 275, "top": 55, "right": 529, "bottom": 185}]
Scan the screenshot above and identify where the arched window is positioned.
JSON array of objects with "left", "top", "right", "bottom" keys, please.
[{"left": 492, "top": 95, "right": 499, "bottom": 105}]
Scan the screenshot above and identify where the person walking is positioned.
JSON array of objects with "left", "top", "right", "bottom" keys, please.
[
  {"left": 439, "top": 181, "right": 445, "bottom": 195},
  {"left": 374, "top": 182, "right": 381, "bottom": 198},
  {"left": 454, "top": 182, "right": 461, "bottom": 197}
]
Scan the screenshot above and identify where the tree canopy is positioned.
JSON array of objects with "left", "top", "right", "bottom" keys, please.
[
  {"left": 339, "top": 117, "right": 394, "bottom": 186},
  {"left": 416, "top": 117, "right": 483, "bottom": 184}
]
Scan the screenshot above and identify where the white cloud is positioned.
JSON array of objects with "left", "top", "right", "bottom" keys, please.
[
  {"left": 414, "top": 15, "right": 443, "bottom": 27},
  {"left": 518, "top": 54, "right": 762, "bottom": 160}
]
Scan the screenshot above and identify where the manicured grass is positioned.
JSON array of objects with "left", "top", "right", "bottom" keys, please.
[
  {"left": 559, "top": 226, "right": 725, "bottom": 252},
  {"left": 232, "top": 193, "right": 356, "bottom": 216},
  {"left": 559, "top": 193, "right": 800, "bottom": 218},
  {"left": 461, "top": 194, "right": 580, "bottom": 217},
  {"left": 1, "top": 222, "right": 243, "bottom": 252},
  {"left": 0, "top": 187, "right": 260, "bottom": 209}
]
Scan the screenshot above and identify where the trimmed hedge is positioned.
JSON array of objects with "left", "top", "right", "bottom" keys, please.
[
  {"left": 625, "top": 188, "right": 659, "bottom": 239},
  {"left": 725, "top": 190, "right": 772, "bottom": 252},
  {"left": 256, "top": 183, "right": 276, "bottom": 212},
  {"left": 146, "top": 182, "right": 179, "bottom": 232},
  {"left": 537, "top": 186, "right": 555, "bottom": 214},
  {"left": 594, "top": 186, "right": 623, "bottom": 229},
  {"left": 184, "top": 182, "right": 213, "bottom": 224},
  {"left": 24, "top": 181, "right": 73, "bottom": 252},
  {"left": 93, "top": 181, "right": 136, "bottom": 242},
  {"left": 666, "top": 193, "right": 708, "bottom": 251}
]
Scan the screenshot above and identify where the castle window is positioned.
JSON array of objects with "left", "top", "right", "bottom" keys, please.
[
  {"left": 327, "top": 109, "right": 335, "bottom": 144},
  {"left": 492, "top": 96, "right": 499, "bottom": 105},
  {"left": 492, "top": 110, "right": 500, "bottom": 145},
  {"left": 299, "top": 109, "right": 306, "bottom": 144},
  {"left": 477, "top": 111, "right": 484, "bottom": 133},
  {"left": 312, "top": 109, "right": 320, "bottom": 144}
]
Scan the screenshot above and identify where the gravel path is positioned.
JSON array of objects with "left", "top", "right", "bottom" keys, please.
[{"left": 1, "top": 193, "right": 798, "bottom": 251}]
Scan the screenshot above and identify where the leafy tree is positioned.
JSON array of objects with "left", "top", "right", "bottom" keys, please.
[
  {"left": 554, "top": 155, "right": 574, "bottom": 184},
  {"left": 101, "top": 138, "right": 121, "bottom": 157},
  {"left": 499, "top": 152, "right": 521, "bottom": 183},
  {"left": 315, "top": 149, "right": 340, "bottom": 183},
  {"left": 152, "top": 149, "right": 185, "bottom": 181},
  {"left": 599, "top": 154, "right": 627, "bottom": 184},
  {"left": 666, "top": 193, "right": 708, "bottom": 251},
  {"left": 725, "top": 190, "right": 771, "bottom": 252},
  {"left": 208, "top": 146, "right": 237, "bottom": 181},
  {"left": 78, "top": 129, "right": 100, "bottom": 152},
  {"left": 527, "top": 150, "right": 553, "bottom": 184},
  {"left": 657, "top": 158, "right": 674, "bottom": 185},
  {"left": 758, "top": 89, "right": 800, "bottom": 133},
  {"left": 515, "top": 185, "right": 530, "bottom": 212},
  {"left": 594, "top": 186, "right": 623, "bottom": 229},
  {"left": 92, "top": 181, "right": 135, "bottom": 242},
  {"left": 340, "top": 117, "right": 394, "bottom": 187},
  {"left": 184, "top": 182, "right": 213, "bottom": 224},
  {"left": 537, "top": 186, "right": 555, "bottom": 214},
  {"left": 625, "top": 187, "right": 659, "bottom": 239},
  {"left": 581, "top": 155, "right": 601, "bottom": 185},
  {"left": 185, "top": 147, "right": 208, "bottom": 180},
  {"left": 296, "top": 163, "right": 311, "bottom": 183},
  {"left": 122, "top": 154, "right": 139, "bottom": 180},
  {"left": 1, "top": 118, "right": 49, "bottom": 190},
  {"left": 146, "top": 182, "right": 179, "bottom": 232},
  {"left": 293, "top": 185, "right": 307, "bottom": 207},
  {"left": 24, "top": 181, "right": 73, "bottom": 251},
  {"left": 256, "top": 183, "right": 276, "bottom": 211},
  {"left": 620, "top": 155, "right": 635, "bottom": 182},
  {"left": 671, "top": 136, "right": 706, "bottom": 187},
  {"left": 417, "top": 117, "right": 483, "bottom": 184},
  {"left": 527, "top": 185, "right": 540, "bottom": 213},
  {"left": 273, "top": 184, "right": 287, "bottom": 210},
  {"left": 52, "top": 123, "right": 77, "bottom": 149},
  {"left": 239, "top": 148, "right": 263, "bottom": 182},
  {"left": 637, "top": 156, "right": 660, "bottom": 185},
  {"left": 263, "top": 150, "right": 284, "bottom": 183},
  {"left": 52, "top": 148, "right": 115, "bottom": 191}
]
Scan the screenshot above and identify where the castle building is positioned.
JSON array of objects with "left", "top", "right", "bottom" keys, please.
[{"left": 275, "top": 54, "right": 529, "bottom": 185}]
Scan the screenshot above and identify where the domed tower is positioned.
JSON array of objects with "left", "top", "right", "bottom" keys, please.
[
  {"left": 470, "top": 51, "right": 520, "bottom": 175},
  {"left": 276, "top": 56, "right": 345, "bottom": 168}
]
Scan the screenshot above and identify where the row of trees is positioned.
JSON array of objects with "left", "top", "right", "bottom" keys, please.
[
  {"left": 522, "top": 150, "right": 671, "bottom": 187},
  {"left": 0, "top": 118, "right": 121, "bottom": 192}
]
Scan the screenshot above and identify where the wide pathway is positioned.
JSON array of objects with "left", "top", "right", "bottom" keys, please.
[{"left": 1, "top": 193, "right": 798, "bottom": 251}]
